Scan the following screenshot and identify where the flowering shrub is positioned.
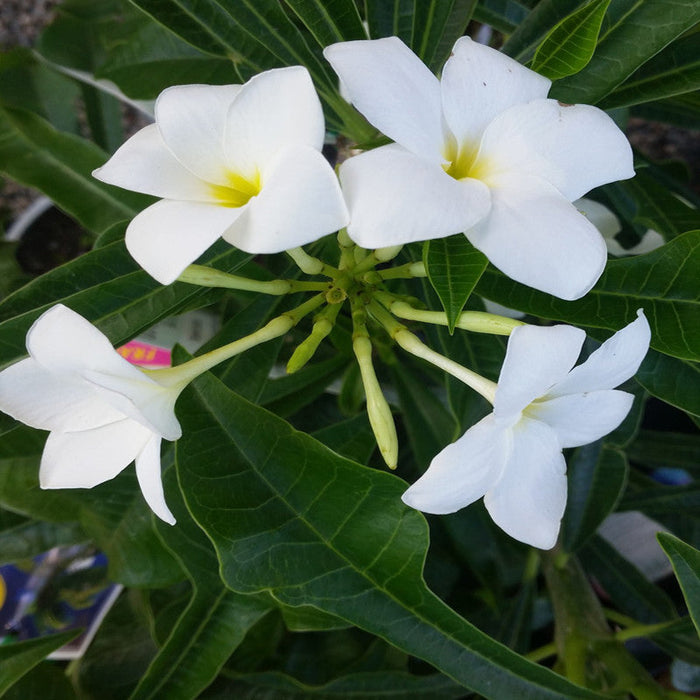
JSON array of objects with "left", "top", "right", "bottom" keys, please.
[{"left": 0, "top": 1, "right": 698, "bottom": 698}]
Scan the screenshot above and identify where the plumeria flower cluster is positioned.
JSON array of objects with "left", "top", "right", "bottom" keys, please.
[{"left": 0, "top": 37, "right": 651, "bottom": 549}]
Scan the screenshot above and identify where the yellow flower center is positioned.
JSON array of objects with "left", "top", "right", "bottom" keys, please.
[
  {"left": 210, "top": 169, "right": 261, "bottom": 208},
  {"left": 441, "top": 137, "right": 490, "bottom": 182}
]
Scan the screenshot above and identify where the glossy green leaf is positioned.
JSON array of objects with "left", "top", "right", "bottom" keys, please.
[
  {"left": 0, "top": 106, "right": 147, "bottom": 235},
  {"left": 502, "top": 0, "right": 585, "bottom": 61},
  {"left": 477, "top": 230, "right": 700, "bottom": 363},
  {"left": 282, "top": 0, "right": 366, "bottom": 46},
  {"left": 130, "top": 471, "right": 271, "bottom": 700},
  {"left": 636, "top": 351, "right": 700, "bottom": 418},
  {"left": 562, "top": 443, "right": 628, "bottom": 553},
  {"left": 601, "top": 31, "right": 700, "bottom": 109},
  {"left": 551, "top": 0, "right": 700, "bottom": 104},
  {"left": 365, "top": 0, "right": 414, "bottom": 43},
  {"left": 531, "top": 0, "right": 610, "bottom": 80},
  {"left": 628, "top": 430, "right": 700, "bottom": 473},
  {"left": 612, "top": 170, "right": 700, "bottom": 239},
  {"left": 0, "top": 49, "right": 80, "bottom": 133},
  {"left": 176, "top": 371, "right": 605, "bottom": 699},
  {"left": 0, "top": 234, "right": 250, "bottom": 370},
  {"left": 658, "top": 533, "right": 700, "bottom": 637},
  {"left": 214, "top": 669, "right": 465, "bottom": 698},
  {"left": 411, "top": 0, "right": 478, "bottom": 72},
  {"left": 0, "top": 631, "right": 80, "bottom": 696},
  {"left": 424, "top": 235, "right": 488, "bottom": 334},
  {"left": 472, "top": 0, "right": 530, "bottom": 35},
  {"left": 579, "top": 535, "right": 677, "bottom": 623},
  {"left": 620, "top": 482, "right": 700, "bottom": 518}
]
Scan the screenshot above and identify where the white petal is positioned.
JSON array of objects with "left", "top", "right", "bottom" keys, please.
[
  {"left": 477, "top": 99, "right": 634, "bottom": 201},
  {"left": 340, "top": 144, "right": 491, "bottom": 248},
  {"left": 83, "top": 369, "right": 182, "bottom": 441},
  {"left": 495, "top": 323, "right": 585, "bottom": 419},
  {"left": 40, "top": 419, "right": 151, "bottom": 489},
  {"left": 484, "top": 418, "right": 566, "bottom": 549},
  {"left": 125, "top": 199, "right": 244, "bottom": 285},
  {"left": 224, "top": 67, "right": 324, "bottom": 177},
  {"left": 135, "top": 435, "right": 175, "bottom": 524},
  {"left": 402, "top": 414, "right": 509, "bottom": 514},
  {"left": 0, "top": 358, "right": 124, "bottom": 432},
  {"left": 26, "top": 305, "right": 146, "bottom": 381},
  {"left": 155, "top": 84, "right": 242, "bottom": 186},
  {"left": 93, "top": 124, "right": 216, "bottom": 201},
  {"left": 624, "top": 229, "right": 665, "bottom": 256},
  {"left": 441, "top": 36, "right": 550, "bottom": 148},
  {"left": 223, "top": 145, "right": 348, "bottom": 253},
  {"left": 466, "top": 173, "right": 608, "bottom": 299},
  {"left": 575, "top": 198, "right": 622, "bottom": 240},
  {"left": 547, "top": 310, "right": 651, "bottom": 396},
  {"left": 324, "top": 37, "right": 445, "bottom": 163},
  {"left": 529, "top": 390, "right": 634, "bottom": 448}
]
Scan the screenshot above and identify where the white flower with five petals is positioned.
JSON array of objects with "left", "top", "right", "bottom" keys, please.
[
  {"left": 324, "top": 37, "right": 634, "bottom": 300},
  {"left": 0, "top": 305, "right": 186, "bottom": 524},
  {"left": 93, "top": 67, "right": 348, "bottom": 284},
  {"left": 402, "top": 311, "right": 651, "bottom": 549}
]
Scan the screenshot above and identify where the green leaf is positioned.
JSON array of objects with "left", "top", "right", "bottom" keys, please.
[
  {"left": 477, "top": 230, "right": 700, "bottom": 363},
  {"left": 601, "top": 31, "right": 700, "bottom": 109},
  {"left": 619, "top": 482, "right": 700, "bottom": 518},
  {"left": 411, "top": 0, "right": 478, "bottom": 72},
  {"left": 658, "top": 533, "right": 700, "bottom": 637},
  {"left": 636, "top": 351, "right": 700, "bottom": 418},
  {"left": 562, "top": 443, "right": 628, "bottom": 553},
  {"left": 282, "top": 0, "right": 366, "bottom": 46},
  {"left": 130, "top": 470, "right": 271, "bottom": 700},
  {"left": 0, "top": 631, "right": 81, "bottom": 696},
  {"left": 0, "top": 106, "right": 147, "bottom": 235},
  {"left": 551, "top": 0, "right": 700, "bottom": 104},
  {"left": 502, "top": 0, "right": 585, "bottom": 61},
  {"left": 632, "top": 92, "right": 700, "bottom": 130},
  {"left": 612, "top": 170, "right": 700, "bottom": 239},
  {"left": 0, "top": 233, "right": 251, "bottom": 370},
  {"left": 579, "top": 535, "right": 677, "bottom": 623},
  {"left": 424, "top": 235, "right": 488, "bottom": 334},
  {"left": 176, "top": 371, "right": 606, "bottom": 699},
  {"left": 472, "top": 0, "right": 530, "bottom": 35},
  {"left": 4, "top": 661, "right": 76, "bottom": 700},
  {"left": 215, "top": 669, "right": 466, "bottom": 698},
  {"left": 312, "top": 414, "right": 376, "bottom": 464},
  {"left": 365, "top": 0, "right": 414, "bottom": 43},
  {"left": 531, "top": 0, "right": 611, "bottom": 80},
  {"left": 628, "top": 430, "right": 700, "bottom": 473}
]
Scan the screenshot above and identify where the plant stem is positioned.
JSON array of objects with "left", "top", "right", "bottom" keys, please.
[
  {"left": 178, "top": 264, "right": 327, "bottom": 294},
  {"left": 375, "top": 261, "right": 426, "bottom": 280},
  {"left": 147, "top": 293, "right": 326, "bottom": 387},
  {"left": 368, "top": 301, "right": 497, "bottom": 404},
  {"left": 287, "top": 247, "right": 338, "bottom": 277}
]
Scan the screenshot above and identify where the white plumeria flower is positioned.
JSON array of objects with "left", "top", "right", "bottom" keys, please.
[
  {"left": 402, "top": 311, "right": 651, "bottom": 549},
  {"left": 324, "top": 37, "right": 634, "bottom": 300},
  {"left": 93, "top": 67, "right": 348, "bottom": 285},
  {"left": 0, "top": 305, "right": 186, "bottom": 524}
]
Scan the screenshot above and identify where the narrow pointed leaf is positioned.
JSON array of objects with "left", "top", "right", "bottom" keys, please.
[
  {"left": 658, "top": 533, "right": 700, "bottom": 637},
  {"left": 601, "top": 32, "right": 700, "bottom": 109},
  {"left": 424, "top": 235, "right": 488, "bottom": 334},
  {"left": 503, "top": 0, "right": 585, "bottom": 61},
  {"left": 636, "top": 351, "right": 700, "bottom": 418},
  {"left": 0, "top": 631, "right": 81, "bottom": 695},
  {"left": 551, "top": 0, "right": 700, "bottom": 104},
  {"left": 365, "top": 0, "right": 414, "bottom": 43},
  {"left": 472, "top": 0, "right": 530, "bottom": 35},
  {"left": 628, "top": 430, "right": 700, "bottom": 473},
  {"left": 282, "top": 0, "right": 367, "bottom": 46},
  {"left": 130, "top": 470, "right": 271, "bottom": 700},
  {"left": 531, "top": 0, "right": 610, "bottom": 80},
  {"left": 0, "top": 233, "right": 250, "bottom": 370},
  {"left": 176, "top": 371, "right": 606, "bottom": 699},
  {"left": 411, "top": 0, "right": 478, "bottom": 72},
  {"left": 0, "top": 106, "right": 147, "bottom": 235}
]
